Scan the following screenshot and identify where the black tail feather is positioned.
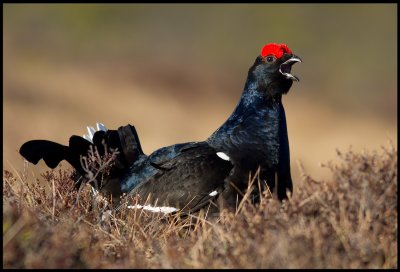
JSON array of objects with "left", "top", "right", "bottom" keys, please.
[
  {"left": 19, "top": 124, "right": 144, "bottom": 196},
  {"left": 19, "top": 140, "right": 70, "bottom": 169},
  {"left": 92, "top": 130, "right": 106, "bottom": 155},
  {"left": 117, "top": 124, "right": 144, "bottom": 165}
]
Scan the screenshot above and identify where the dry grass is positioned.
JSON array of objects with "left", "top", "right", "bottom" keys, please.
[{"left": 3, "top": 142, "right": 397, "bottom": 268}]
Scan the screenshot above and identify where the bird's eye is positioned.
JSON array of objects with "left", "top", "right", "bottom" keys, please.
[{"left": 266, "top": 55, "right": 276, "bottom": 63}]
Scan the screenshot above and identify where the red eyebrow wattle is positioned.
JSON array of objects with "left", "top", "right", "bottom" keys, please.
[{"left": 261, "top": 43, "right": 292, "bottom": 58}]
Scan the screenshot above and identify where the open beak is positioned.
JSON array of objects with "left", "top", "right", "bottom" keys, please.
[{"left": 279, "top": 55, "right": 302, "bottom": 82}]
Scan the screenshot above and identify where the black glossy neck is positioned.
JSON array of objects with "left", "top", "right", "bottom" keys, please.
[{"left": 207, "top": 78, "right": 285, "bottom": 170}]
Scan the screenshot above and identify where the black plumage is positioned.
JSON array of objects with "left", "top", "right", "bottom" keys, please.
[{"left": 19, "top": 43, "right": 301, "bottom": 213}]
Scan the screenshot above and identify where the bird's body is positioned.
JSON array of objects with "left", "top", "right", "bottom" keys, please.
[
  {"left": 123, "top": 141, "right": 232, "bottom": 213},
  {"left": 19, "top": 43, "right": 301, "bottom": 214}
]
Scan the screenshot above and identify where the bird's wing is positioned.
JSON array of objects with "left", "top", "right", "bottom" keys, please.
[
  {"left": 147, "top": 141, "right": 207, "bottom": 169},
  {"left": 120, "top": 143, "right": 233, "bottom": 214}
]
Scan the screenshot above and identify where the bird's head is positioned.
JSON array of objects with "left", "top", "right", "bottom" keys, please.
[{"left": 247, "top": 43, "right": 302, "bottom": 98}]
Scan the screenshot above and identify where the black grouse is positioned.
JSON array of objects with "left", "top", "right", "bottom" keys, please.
[{"left": 19, "top": 43, "right": 301, "bottom": 214}]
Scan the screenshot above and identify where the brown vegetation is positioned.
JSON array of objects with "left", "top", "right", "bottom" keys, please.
[{"left": 3, "top": 142, "right": 397, "bottom": 268}]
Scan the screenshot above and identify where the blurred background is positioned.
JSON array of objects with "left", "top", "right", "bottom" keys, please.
[{"left": 4, "top": 4, "right": 397, "bottom": 183}]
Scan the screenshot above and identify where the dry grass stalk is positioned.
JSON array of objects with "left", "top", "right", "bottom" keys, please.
[{"left": 3, "top": 142, "right": 397, "bottom": 268}]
